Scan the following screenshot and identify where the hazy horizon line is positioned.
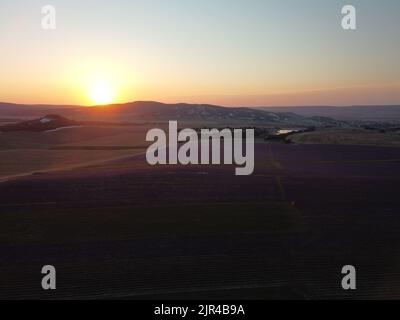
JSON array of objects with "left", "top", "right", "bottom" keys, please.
[{"left": 1, "top": 100, "right": 400, "bottom": 109}]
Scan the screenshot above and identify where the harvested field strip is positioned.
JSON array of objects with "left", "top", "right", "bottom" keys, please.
[{"left": 50, "top": 146, "right": 147, "bottom": 151}]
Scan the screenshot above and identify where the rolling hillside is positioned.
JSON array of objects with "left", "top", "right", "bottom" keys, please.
[
  {"left": 257, "top": 105, "right": 400, "bottom": 122},
  {"left": 0, "top": 101, "right": 346, "bottom": 127}
]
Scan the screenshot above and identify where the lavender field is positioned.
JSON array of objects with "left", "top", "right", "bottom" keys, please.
[{"left": 1, "top": 143, "right": 400, "bottom": 299}]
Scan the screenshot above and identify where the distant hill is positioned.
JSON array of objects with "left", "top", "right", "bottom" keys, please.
[
  {"left": 0, "top": 101, "right": 346, "bottom": 127},
  {"left": 89, "top": 101, "right": 328, "bottom": 125},
  {"left": 0, "top": 102, "right": 78, "bottom": 119},
  {"left": 0, "top": 115, "right": 79, "bottom": 132},
  {"left": 256, "top": 105, "right": 400, "bottom": 122}
]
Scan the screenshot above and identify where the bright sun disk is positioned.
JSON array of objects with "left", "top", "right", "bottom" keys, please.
[{"left": 89, "top": 80, "right": 115, "bottom": 105}]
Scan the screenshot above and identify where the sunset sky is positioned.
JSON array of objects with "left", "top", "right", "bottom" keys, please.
[{"left": 0, "top": 0, "right": 399, "bottom": 106}]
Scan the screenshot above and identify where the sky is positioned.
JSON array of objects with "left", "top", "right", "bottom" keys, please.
[{"left": 0, "top": 0, "right": 399, "bottom": 106}]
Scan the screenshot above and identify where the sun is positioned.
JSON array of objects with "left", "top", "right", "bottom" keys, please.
[{"left": 88, "top": 80, "right": 116, "bottom": 105}]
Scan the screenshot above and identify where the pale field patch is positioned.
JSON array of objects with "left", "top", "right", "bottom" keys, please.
[
  {"left": 0, "top": 149, "right": 144, "bottom": 180},
  {"left": 0, "top": 125, "right": 152, "bottom": 179}
]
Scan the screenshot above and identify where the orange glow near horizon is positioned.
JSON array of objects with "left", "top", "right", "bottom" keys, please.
[
  {"left": 1, "top": 56, "right": 400, "bottom": 107},
  {"left": 64, "top": 62, "right": 131, "bottom": 106}
]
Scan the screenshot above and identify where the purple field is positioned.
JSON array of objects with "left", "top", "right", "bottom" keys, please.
[{"left": 1, "top": 143, "right": 400, "bottom": 299}]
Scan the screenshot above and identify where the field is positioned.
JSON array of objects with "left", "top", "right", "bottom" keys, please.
[
  {"left": 1, "top": 142, "right": 400, "bottom": 299},
  {"left": 0, "top": 125, "right": 152, "bottom": 180},
  {"left": 290, "top": 128, "right": 400, "bottom": 147}
]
